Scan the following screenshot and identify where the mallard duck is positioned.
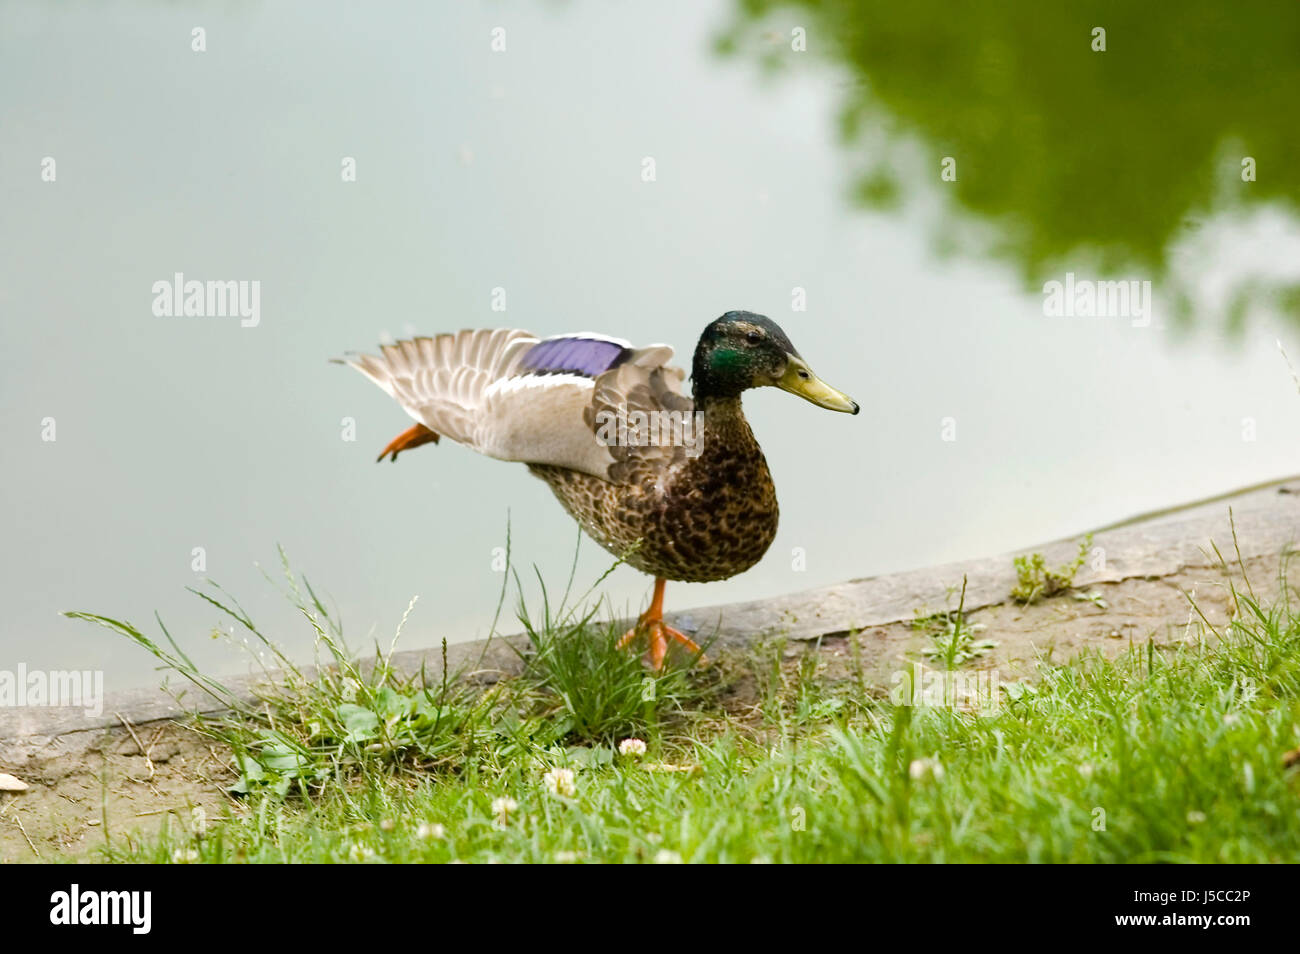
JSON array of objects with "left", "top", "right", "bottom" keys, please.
[{"left": 338, "top": 311, "right": 857, "bottom": 668}]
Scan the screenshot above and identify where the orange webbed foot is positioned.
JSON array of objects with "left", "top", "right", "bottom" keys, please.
[
  {"left": 617, "top": 618, "right": 703, "bottom": 670},
  {"left": 377, "top": 423, "right": 440, "bottom": 462},
  {"left": 617, "top": 578, "right": 704, "bottom": 670}
]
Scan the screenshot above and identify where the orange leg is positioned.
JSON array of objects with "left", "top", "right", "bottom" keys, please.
[
  {"left": 616, "top": 577, "right": 704, "bottom": 670},
  {"left": 377, "top": 423, "right": 440, "bottom": 462}
]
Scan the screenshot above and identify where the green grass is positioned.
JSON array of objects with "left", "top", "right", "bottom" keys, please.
[
  {"left": 510, "top": 565, "right": 711, "bottom": 743},
  {"left": 66, "top": 552, "right": 1300, "bottom": 863}
]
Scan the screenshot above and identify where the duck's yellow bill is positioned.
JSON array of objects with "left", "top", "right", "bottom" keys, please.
[{"left": 777, "top": 355, "right": 859, "bottom": 414}]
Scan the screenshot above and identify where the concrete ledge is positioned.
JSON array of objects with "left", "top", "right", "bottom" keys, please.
[
  {"left": 4, "top": 479, "right": 1299, "bottom": 747},
  {"left": 679, "top": 479, "right": 1300, "bottom": 646}
]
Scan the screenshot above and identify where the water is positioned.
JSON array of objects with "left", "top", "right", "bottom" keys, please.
[{"left": 3, "top": 0, "right": 1299, "bottom": 691}]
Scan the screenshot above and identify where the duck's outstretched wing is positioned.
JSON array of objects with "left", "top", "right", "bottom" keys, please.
[{"left": 337, "top": 329, "right": 690, "bottom": 482}]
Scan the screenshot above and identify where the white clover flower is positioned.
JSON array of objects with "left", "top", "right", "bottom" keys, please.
[
  {"left": 908, "top": 758, "right": 944, "bottom": 781},
  {"left": 1078, "top": 763, "right": 1094, "bottom": 779},
  {"left": 347, "top": 843, "right": 376, "bottom": 862},
  {"left": 653, "top": 849, "right": 683, "bottom": 864},
  {"left": 491, "top": 796, "right": 518, "bottom": 824},
  {"left": 619, "top": 738, "right": 648, "bottom": 757},
  {"left": 171, "top": 847, "right": 199, "bottom": 864},
  {"left": 543, "top": 768, "right": 577, "bottom": 798},
  {"left": 417, "top": 822, "right": 446, "bottom": 840},
  {"left": 1187, "top": 810, "right": 1207, "bottom": 825},
  {"left": 554, "top": 850, "right": 580, "bottom": 863}
]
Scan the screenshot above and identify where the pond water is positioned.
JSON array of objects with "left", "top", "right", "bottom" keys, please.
[{"left": 3, "top": 0, "right": 1300, "bottom": 691}]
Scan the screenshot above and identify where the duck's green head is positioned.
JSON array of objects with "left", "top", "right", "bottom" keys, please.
[{"left": 691, "top": 311, "right": 859, "bottom": 414}]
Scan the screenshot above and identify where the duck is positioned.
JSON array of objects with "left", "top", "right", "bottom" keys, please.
[{"left": 337, "top": 311, "right": 858, "bottom": 668}]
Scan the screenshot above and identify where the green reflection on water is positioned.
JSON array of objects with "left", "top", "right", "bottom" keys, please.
[{"left": 720, "top": 0, "right": 1300, "bottom": 329}]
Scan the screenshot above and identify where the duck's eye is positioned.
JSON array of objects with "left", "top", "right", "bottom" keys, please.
[{"left": 745, "top": 331, "right": 763, "bottom": 345}]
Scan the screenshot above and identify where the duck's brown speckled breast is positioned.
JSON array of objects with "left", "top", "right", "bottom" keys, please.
[{"left": 527, "top": 405, "right": 779, "bottom": 582}]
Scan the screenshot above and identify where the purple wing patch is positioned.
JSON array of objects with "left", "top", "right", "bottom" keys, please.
[{"left": 519, "top": 336, "right": 630, "bottom": 378}]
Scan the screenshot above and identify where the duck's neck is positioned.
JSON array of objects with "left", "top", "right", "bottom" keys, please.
[{"left": 694, "top": 394, "right": 760, "bottom": 458}]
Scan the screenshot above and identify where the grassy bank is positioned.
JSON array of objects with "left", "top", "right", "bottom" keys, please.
[{"left": 67, "top": 555, "right": 1300, "bottom": 864}]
